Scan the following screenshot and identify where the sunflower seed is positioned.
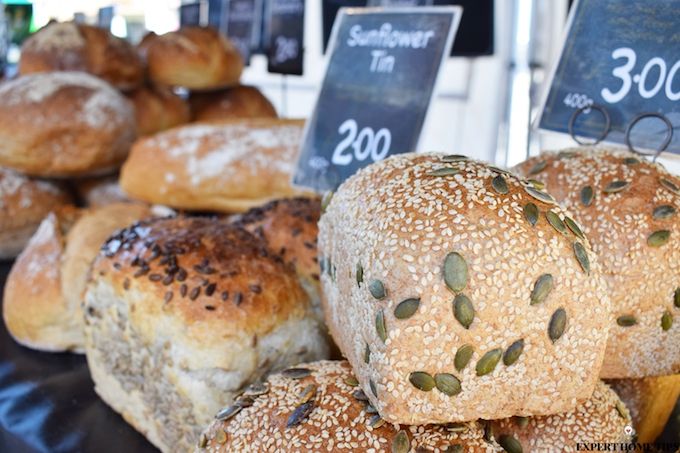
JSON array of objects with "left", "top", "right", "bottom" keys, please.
[
  {"left": 345, "top": 376, "right": 359, "bottom": 387},
  {"left": 524, "top": 185, "right": 556, "bottom": 204},
  {"left": 660, "top": 177, "right": 680, "bottom": 195},
  {"left": 282, "top": 367, "right": 311, "bottom": 379},
  {"left": 528, "top": 179, "right": 545, "bottom": 190},
  {"left": 503, "top": 339, "right": 525, "bottom": 366},
  {"left": 364, "top": 343, "right": 371, "bottom": 363},
  {"left": 286, "top": 401, "right": 314, "bottom": 428},
  {"left": 298, "top": 384, "right": 317, "bottom": 404},
  {"left": 548, "top": 308, "right": 567, "bottom": 342},
  {"left": 514, "top": 416, "right": 529, "bottom": 429},
  {"left": 492, "top": 175, "right": 509, "bottom": 194},
  {"left": 353, "top": 389, "right": 368, "bottom": 401},
  {"left": 674, "top": 288, "right": 680, "bottom": 308},
  {"left": 365, "top": 403, "right": 379, "bottom": 414},
  {"left": 617, "top": 315, "right": 637, "bottom": 327},
  {"left": 376, "top": 310, "right": 387, "bottom": 342},
  {"left": 653, "top": 205, "right": 676, "bottom": 219},
  {"left": 216, "top": 405, "right": 241, "bottom": 421},
  {"left": 662, "top": 311, "right": 673, "bottom": 331},
  {"left": 623, "top": 157, "right": 640, "bottom": 165},
  {"left": 564, "top": 216, "right": 586, "bottom": 240},
  {"left": 454, "top": 344, "right": 474, "bottom": 371},
  {"left": 434, "top": 373, "right": 462, "bottom": 396},
  {"left": 236, "top": 396, "right": 254, "bottom": 408},
  {"left": 321, "top": 191, "right": 333, "bottom": 213},
  {"left": 243, "top": 382, "right": 269, "bottom": 397},
  {"left": 428, "top": 167, "right": 460, "bottom": 176},
  {"left": 546, "top": 211, "right": 567, "bottom": 234},
  {"left": 603, "top": 180, "right": 629, "bottom": 193},
  {"left": 573, "top": 242, "right": 590, "bottom": 274},
  {"left": 394, "top": 298, "right": 420, "bottom": 319},
  {"left": 648, "top": 230, "right": 671, "bottom": 247},
  {"left": 444, "top": 423, "right": 468, "bottom": 433},
  {"left": 530, "top": 274, "right": 554, "bottom": 305},
  {"left": 444, "top": 252, "right": 468, "bottom": 293},
  {"left": 523, "top": 203, "right": 539, "bottom": 226},
  {"left": 356, "top": 263, "right": 364, "bottom": 286},
  {"left": 498, "top": 434, "right": 524, "bottom": 453},
  {"left": 369, "top": 379, "right": 378, "bottom": 398},
  {"left": 442, "top": 154, "right": 468, "bottom": 162},
  {"left": 409, "top": 371, "right": 436, "bottom": 391},
  {"left": 369, "top": 279, "right": 386, "bottom": 299},
  {"left": 369, "top": 414, "right": 385, "bottom": 428},
  {"left": 392, "top": 430, "right": 410, "bottom": 453},
  {"left": 529, "top": 160, "right": 547, "bottom": 175},
  {"left": 476, "top": 349, "right": 502, "bottom": 376},
  {"left": 581, "top": 186, "right": 594, "bottom": 206}
]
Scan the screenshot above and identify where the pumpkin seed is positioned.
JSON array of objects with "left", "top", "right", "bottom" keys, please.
[
  {"left": 282, "top": 367, "right": 311, "bottom": 379},
  {"left": 369, "top": 379, "right": 378, "bottom": 398},
  {"left": 573, "top": 242, "right": 590, "bottom": 274},
  {"left": 434, "top": 373, "right": 462, "bottom": 396},
  {"left": 394, "top": 298, "right": 420, "bottom": 319},
  {"left": 548, "top": 308, "right": 567, "bottom": 342},
  {"left": 235, "top": 396, "right": 254, "bottom": 408},
  {"left": 623, "top": 157, "right": 640, "bottom": 165},
  {"left": 365, "top": 404, "right": 378, "bottom": 414},
  {"left": 653, "top": 205, "right": 676, "bottom": 219},
  {"left": 444, "top": 252, "right": 468, "bottom": 293},
  {"left": 369, "top": 414, "right": 385, "bottom": 428},
  {"left": 498, "top": 434, "right": 524, "bottom": 453},
  {"left": 558, "top": 150, "right": 578, "bottom": 159},
  {"left": 564, "top": 218, "right": 585, "bottom": 241},
  {"left": 364, "top": 343, "right": 371, "bottom": 363},
  {"left": 298, "top": 384, "right": 317, "bottom": 404},
  {"left": 444, "top": 423, "right": 468, "bottom": 433},
  {"left": 369, "top": 279, "right": 386, "bottom": 299},
  {"left": 581, "top": 186, "right": 594, "bottom": 206},
  {"left": 523, "top": 203, "right": 539, "bottom": 226},
  {"left": 660, "top": 177, "right": 680, "bottom": 195},
  {"left": 453, "top": 294, "right": 475, "bottom": 329},
  {"left": 604, "top": 180, "right": 630, "bottom": 193},
  {"left": 409, "top": 371, "right": 435, "bottom": 391},
  {"left": 446, "top": 446, "right": 463, "bottom": 453},
  {"left": 617, "top": 315, "right": 637, "bottom": 327},
  {"left": 215, "top": 404, "right": 241, "bottom": 421},
  {"left": 476, "top": 348, "right": 502, "bottom": 376},
  {"left": 503, "top": 339, "right": 525, "bottom": 366},
  {"left": 442, "top": 154, "right": 468, "bottom": 162},
  {"left": 286, "top": 401, "right": 314, "bottom": 428},
  {"left": 530, "top": 274, "right": 553, "bottom": 305},
  {"left": 674, "top": 288, "right": 680, "bottom": 308},
  {"left": 321, "top": 191, "right": 333, "bottom": 213},
  {"left": 482, "top": 420, "right": 495, "bottom": 442},
  {"left": 392, "top": 430, "right": 410, "bottom": 453},
  {"left": 215, "top": 429, "right": 227, "bottom": 444},
  {"left": 352, "top": 389, "right": 368, "bottom": 401},
  {"left": 376, "top": 310, "right": 387, "bottom": 342},
  {"left": 489, "top": 166, "right": 512, "bottom": 175},
  {"left": 524, "top": 185, "right": 556, "bottom": 204},
  {"left": 615, "top": 400, "right": 627, "bottom": 419},
  {"left": 243, "top": 382, "right": 269, "bottom": 397},
  {"left": 546, "top": 211, "right": 567, "bottom": 234},
  {"left": 356, "top": 263, "right": 364, "bottom": 286},
  {"left": 648, "top": 230, "right": 671, "bottom": 247},
  {"left": 528, "top": 160, "right": 547, "bottom": 175},
  {"left": 492, "top": 175, "right": 509, "bottom": 194},
  {"left": 198, "top": 434, "right": 207, "bottom": 448},
  {"left": 454, "top": 344, "right": 474, "bottom": 371},
  {"left": 514, "top": 416, "right": 529, "bottom": 429},
  {"left": 345, "top": 376, "right": 359, "bottom": 387},
  {"left": 528, "top": 179, "right": 545, "bottom": 190},
  {"left": 662, "top": 311, "right": 673, "bottom": 331},
  {"left": 428, "top": 167, "right": 459, "bottom": 176}
]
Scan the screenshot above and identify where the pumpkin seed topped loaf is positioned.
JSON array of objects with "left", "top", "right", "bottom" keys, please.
[
  {"left": 514, "top": 148, "right": 680, "bottom": 378},
  {"left": 317, "top": 153, "right": 611, "bottom": 424}
]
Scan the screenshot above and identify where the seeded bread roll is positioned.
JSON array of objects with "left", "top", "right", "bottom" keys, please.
[
  {"left": 318, "top": 153, "right": 611, "bottom": 424},
  {"left": 145, "top": 27, "right": 243, "bottom": 90},
  {"left": 607, "top": 375, "right": 680, "bottom": 443},
  {"left": 126, "top": 85, "right": 191, "bottom": 137},
  {"left": 513, "top": 148, "right": 680, "bottom": 378},
  {"left": 19, "top": 22, "right": 144, "bottom": 91},
  {"left": 196, "top": 360, "right": 631, "bottom": 453},
  {"left": 74, "top": 174, "right": 131, "bottom": 208},
  {"left": 0, "top": 72, "right": 136, "bottom": 177},
  {"left": 119, "top": 119, "right": 312, "bottom": 213},
  {"left": 190, "top": 85, "right": 277, "bottom": 122},
  {"left": 0, "top": 167, "right": 72, "bottom": 259},
  {"left": 83, "top": 217, "right": 329, "bottom": 453}
]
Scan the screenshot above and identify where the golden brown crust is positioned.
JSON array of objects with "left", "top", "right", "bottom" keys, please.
[
  {"left": 197, "top": 361, "right": 631, "bottom": 452},
  {"left": 0, "top": 72, "right": 136, "bottom": 177},
  {"left": 190, "top": 86, "right": 277, "bottom": 122},
  {"left": 126, "top": 85, "right": 191, "bottom": 137},
  {"left": 119, "top": 118, "right": 312, "bottom": 213},
  {"left": 74, "top": 174, "right": 132, "bottom": 208},
  {"left": 19, "top": 22, "right": 144, "bottom": 91},
  {"left": 145, "top": 27, "right": 243, "bottom": 90},
  {"left": 513, "top": 148, "right": 680, "bottom": 378}
]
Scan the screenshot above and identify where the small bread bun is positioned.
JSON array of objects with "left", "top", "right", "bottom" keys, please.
[
  {"left": 607, "top": 376, "right": 680, "bottom": 443},
  {"left": 0, "top": 72, "right": 136, "bottom": 177},
  {"left": 190, "top": 85, "right": 277, "bottom": 122},
  {"left": 126, "top": 85, "right": 191, "bottom": 137},
  {"left": 120, "top": 119, "right": 312, "bottom": 213},
  {"left": 319, "top": 153, "right": 611, "bottom": 424},
  {"left": 196, "top": 361, "right": 631, "bottom": 452},
  {"left": 0, "top": 167, "right": 72, "bottom": 259},
  {"left": 74, "top": 174, "right": 131, "bottom": 208},
  {"left": 513, "top": 148, "right": 680, "bottom": 378},
  {"left": 19, "top": 22, "right": 144, "bottom": 91},
  {"left": 145, "top": 27, "right": 243, "bottom": 90},
  {"left": 83, "top": 217, "right": 329, "bottom": 452}
]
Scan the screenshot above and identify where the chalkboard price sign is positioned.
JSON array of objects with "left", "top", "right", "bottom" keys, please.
[
  {"left": 538, "top": 0, "right": 680, "bottom": 155},
  {"left": 294, "top": 7, "right": 462, "bottom": 192},
  {"left": 180, "top": 2, "right": 203, "bottom": 27},
  {"left": 224, "top": 0, "right": 260, "bottom": 63},
  {"left": 266, "top": 0, "right": 305, "bottom": 75},
  {"left": 97, "top": 6, "right": 114, "bottom": 30}
]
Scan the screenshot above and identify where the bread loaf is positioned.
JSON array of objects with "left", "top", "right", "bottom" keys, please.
[
  {"left": 126, "top": 85, "right": 190, "bottom": 137},
  {"left": 190, "top": 85, "right": 277, "bottom": 122}
]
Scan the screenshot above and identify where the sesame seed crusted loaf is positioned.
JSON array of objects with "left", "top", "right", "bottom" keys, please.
[
  {"left": 513, "top": 148, "right": 680, "bottom": 378},
  {"left": 83, "top": 217, "right": 330, "bottom": 453},
  {"left": 318, "top": 153, "right": 611, "bottom": 424},
  {"left": 195, "top": 360, "right": 631, "bottom": 453},
  {"left": 0, "top": 72, "right": 136, "bottom": 177},
  {"left": 119, "top": 118, "right": 313, "bottom": 213}
]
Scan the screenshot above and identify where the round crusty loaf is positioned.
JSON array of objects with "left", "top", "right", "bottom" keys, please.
[
  {"left": 126, "top": 85, "right": 191, "bottom": 137},
  {"left": 0, "top": 167, "right": 72, "bottom": 259},
  {"left": 19, "top": 22, "right": 144, "bottom": 91},
  {"left": 513, "top": 148, "right": 680, "bottom": 378},
  {"left": 74, "top": 174, "right": 132, "bottom": 207},
  {"left": 145, "top": 27, "right": 243, "bottom": 90},
  {"left": 119, "top": 118, "right": 312, "bottom": 213},
  {"left": 318, "top": 153, "right": 611, "bottom": 424},
  {"left": 196, "top": 360, "right": 631, "bottom": 453},
  {"left": 607, "top": 375, "right": 680, "bottom": 443},
  {"left": 83, "top": 217, "right": 329, "bottom": 453},
  {"left": 190, "top": 85, "right": 277, "bottom": 122},
  {"left": 0, "top": 72, "right": 136, "bottom": 177}
]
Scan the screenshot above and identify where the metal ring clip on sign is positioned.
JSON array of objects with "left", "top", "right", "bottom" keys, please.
[
  {"left": 624, "top": 112, "right": 674, "bottom": 162},
  {"left": 568, "top": 104, "right": 612, "bottom": 146}
]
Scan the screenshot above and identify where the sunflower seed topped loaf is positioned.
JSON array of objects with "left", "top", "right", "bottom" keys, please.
[
  {"left": 513, "top": 148, "right": 680, "bottom": 378},
  {"left": 82, "top": 217, "right": 329, "bottom": 453},
  {"left": 195, "top": 361, "right": 631, "bottom": 453},
  {"left": 318, "top": 153, "right": 611, "bottom": 424}
]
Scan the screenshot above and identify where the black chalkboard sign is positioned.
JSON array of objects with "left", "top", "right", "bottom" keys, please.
[
  {"left": 209, "top": 0, "right": 226, "bottom": 31},
  {"left": 97, "top": 6, "right": 114, "bottom": 30},
  {"left": 180, "top": 2, "right": 203, "bottom": 27},
  {"left": 266, "top": 0, "right": 305, "bottom": 75},
  {"left": 224, "top": 0, "right": 260, "bottom": 63},
  {"left": 294, "top": 6, "right": 462, "bottom": 192},
  {"left": 538, "top": 0, "right": 680, "bottom": 155}
]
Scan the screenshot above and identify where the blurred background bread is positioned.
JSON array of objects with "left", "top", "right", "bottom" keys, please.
[
  {"left": 190, "top": 85, "right": 277, "bottom": 122},
  {"left": 126, "top": 84, "right": 191, "bottom": 137},
  {"left": 74, "top": 174, "right": 132, "bottom": 208}
]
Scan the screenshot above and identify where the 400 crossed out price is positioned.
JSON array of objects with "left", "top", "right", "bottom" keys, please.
[{"left": 331, "top": 119, "right": 392, "bottom": 166}]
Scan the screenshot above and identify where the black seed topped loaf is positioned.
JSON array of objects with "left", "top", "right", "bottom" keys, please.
[
  {"left": 318, "top": 153, "right": 611, "bottom": 424},
  {"left": 195, "top": 361, "right": 631, "bottom": 453},
  {"left": 82, "top": 216, "right": 329, "bottom": 453},
  {"left": 514, "top": 148, "right": 680, "bottom": 378}
]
